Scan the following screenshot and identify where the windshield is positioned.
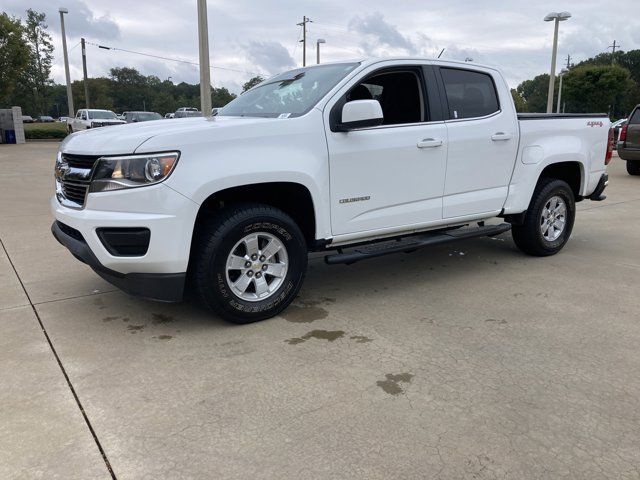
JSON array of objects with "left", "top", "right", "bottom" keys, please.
[
  {"left": 89, "top": 110, "right": 117, "bottom": 120},
  {"left": 218, "top": 63, "right": 359, "bottom": 118}
]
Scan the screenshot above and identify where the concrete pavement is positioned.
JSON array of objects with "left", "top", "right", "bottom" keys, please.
[{"left": 1, "top": 141, "right": 640, "bottom": 479}]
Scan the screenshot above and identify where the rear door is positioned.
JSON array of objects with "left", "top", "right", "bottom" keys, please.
[{"left": 436, "top": 67, "right": 518, "bottom": 218}]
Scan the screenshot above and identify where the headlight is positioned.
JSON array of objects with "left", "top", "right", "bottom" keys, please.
[{"left": 89, "top": 152, "right": 180, "bottom": 192}]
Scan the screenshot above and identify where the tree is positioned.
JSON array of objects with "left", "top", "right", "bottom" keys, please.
[
  {"left": 516, "top": 74, "right": 557, "bottom": 113},
  {"left": 562, "top": 64, "right": 634, "bottom": 118},
  {"left": 0, "top": 13, "right": 29, "bottom": 106},
  {"left": 20, "top": 9, "right": 54, "bottom": 115},
  {"left": 510, "top": 89, "right": 527, "bottom": 113},
  {"left": 211, "top": 87, "right": 236, "bottom": 107},
  {"left": 242, "top": 76, "right": 264, "bottom": 93}
]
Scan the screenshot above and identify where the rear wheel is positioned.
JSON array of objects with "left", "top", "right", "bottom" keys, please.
[
  {"left": 627, "top": 160, "right": 640, "bottom": 176},
  {"left": 511, "top": 178, "right": 575, "bottom": 256},
  {"left": 192, "top": 203, "right": 307, "bottom": 323}
]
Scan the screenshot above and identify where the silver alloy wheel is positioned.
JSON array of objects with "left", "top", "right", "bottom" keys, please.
[
  {"left": 225, "top": 232, "right": 288, "bottom": 302},
  {"left": 540, "top": 195, "right": 567, "bottom": 242}
]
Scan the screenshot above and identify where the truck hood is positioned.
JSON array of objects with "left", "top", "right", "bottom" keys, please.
[{"left": 61, "top": 116, "right": 274, "bottom": 155}]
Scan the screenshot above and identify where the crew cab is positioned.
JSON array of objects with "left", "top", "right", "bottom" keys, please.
[
  {"left": 51, "top": 58, "right": 612, "bottom": 323},
  {"left": 67, "top": 109, "right": 125, "bottom": 133}
]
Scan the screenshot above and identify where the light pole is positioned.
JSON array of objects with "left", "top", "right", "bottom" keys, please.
[
  {"left": 316, "top": 39, "right": 326, "bottom": 64},
  {"left": 196, "top": 0, "right": 212, "bottom": 117},
  {"left": 556, "top": 68, "right": 567, "bottom": 113},
  {"left": 544, "top": 11, "right": 571, "bottom": 113},
  {"left": 59, "top": 7, "right": 74, "bottom": 117}
]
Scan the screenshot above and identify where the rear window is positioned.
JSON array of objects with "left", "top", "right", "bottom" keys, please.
[
  {"left": 630, "top": 107, "right": 640, "bottom": 124},
  {"left": 440, "top": 68, "right": 500, "bottom": 120}
]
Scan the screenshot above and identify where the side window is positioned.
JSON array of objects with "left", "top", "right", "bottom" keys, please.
[
  {"left": 440, "top": 68, "right": 499, "bottom": 120},
  {"left": 346, "top": 70, "right": 425, "bottom": 126},
  {"left": 76, "top": 110, "right": 82, "bottom": 118},
  {"left": 630, "top": 108, "right": 640, "bottom": 124}
]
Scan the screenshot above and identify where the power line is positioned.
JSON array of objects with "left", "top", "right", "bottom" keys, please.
[{"left": 86, "top": 42, "right": 260, "bottom": 76}]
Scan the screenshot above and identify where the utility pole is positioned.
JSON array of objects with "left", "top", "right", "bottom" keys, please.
[
  {"left": 81, "top": 38, "right": 90, "bottom": 108},
  {"left": 58, "top": 8, "right": 74, "bottom": 117},
  {"left": 565, "top": 54, "right": 571, "bottom": 69},
  {"left": 609, "top": 40, "right": 620, "bottom": 64},
  {"left": 297, "top": 16, "right": 312, "bottom": 66},
  {"left": 197, "top": 0, "right": 212, "bottom": 117}
]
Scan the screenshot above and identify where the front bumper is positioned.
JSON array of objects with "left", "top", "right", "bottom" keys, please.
[
  {"left": 52, "top": 221, "right": 185, "bottom": 302},
  {"left": 50, "top": 182, "right": 200, "bottom": 302}
]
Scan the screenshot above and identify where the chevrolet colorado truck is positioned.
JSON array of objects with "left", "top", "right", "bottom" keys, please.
[{"left": 52, "top": 58, "right": 613, "bottom": 323}]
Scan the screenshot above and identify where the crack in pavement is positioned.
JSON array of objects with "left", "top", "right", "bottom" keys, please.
[{"left": 0, "top": 235, "right": 117, "bottom": 479}]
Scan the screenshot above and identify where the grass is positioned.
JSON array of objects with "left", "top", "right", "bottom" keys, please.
[{"left": 24, "top": 122, "right": 68, "bottom": 139}]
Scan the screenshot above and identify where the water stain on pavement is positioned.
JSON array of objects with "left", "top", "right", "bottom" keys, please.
[
  {"left": 350, "top": 335, "right": 373, "bottom": 343},
  {"left": 376, "top": 373, "right": 414, "bottom": 395},
  {"left": 127, "top": 324, "right": 145, "bottom": 333},
  {"left": 152, "top": 313, "right": 174, "bottom": 324},
  {"left": 282, "top": 297, "right": 335, "bottom": 323},
  {"left": 485, "top": 318, "right": 507, "bottom": 324},
  {"left": 102, "top": 316, "right": 118, "bottom": 322},
  {"left": 156, "top": 335, "right": 173, "bottom": 341},
  {"left": 285, "top": 329, "right": 345, "bottom": 345}
]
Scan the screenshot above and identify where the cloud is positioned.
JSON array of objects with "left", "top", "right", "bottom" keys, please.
[
  {"left": 3, "top": 0, "right": 120, "bottom": 40},
  {"left": 243, "top": 41, "right": 295, "bottom": 75},
  {"left": 348, "top": 12, "right": 417, "bottom": 55}
]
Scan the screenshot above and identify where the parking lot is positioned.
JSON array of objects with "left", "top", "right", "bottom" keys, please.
[{"left": 1, "top": 141, "right": 640, "bottom": 479}]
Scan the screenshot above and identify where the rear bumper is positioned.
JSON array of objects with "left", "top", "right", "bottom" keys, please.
[
  {"left": 588, "top": 174, "right": 608, "bottom": 202},
  {"left": 51, "top": 221, "right": 185, "bottom": 302},
  {"left": 617, "top": 144, "right": 640, "bottom": 161}
]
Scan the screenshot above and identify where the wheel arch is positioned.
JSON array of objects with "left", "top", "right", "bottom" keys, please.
[
  {"left": 191, "top": 181, "right": 318, "bottom": 250},
  {"left": 538, "top": 161, "right": 584, "bottom": 199}
]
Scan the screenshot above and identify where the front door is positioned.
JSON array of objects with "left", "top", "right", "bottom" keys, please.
[{"left": 326, "top": 66, "right": 448, "bottom": 236}]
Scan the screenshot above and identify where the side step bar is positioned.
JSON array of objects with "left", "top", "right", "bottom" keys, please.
[{"left": 325, "top": 223, "right": 511, "bottom": 265}]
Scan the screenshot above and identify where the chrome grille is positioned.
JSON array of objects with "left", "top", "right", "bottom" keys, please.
[{"left": 55, "top": 153, "right": 100, "bottom": 208}]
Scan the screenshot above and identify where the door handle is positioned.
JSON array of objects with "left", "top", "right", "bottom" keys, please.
[
  {"left": 491, "top": 132, "right": 513, "bottom": 141},
  {"left": 417, "top": 138, "right": 443, "bottom": 148}
]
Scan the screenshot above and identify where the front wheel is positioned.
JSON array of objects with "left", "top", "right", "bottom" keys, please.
[
  {"left": 511, "top": 178, "right": 576, "bottom": 256},
  {"left": 627, "top": 160, "right": 640, "bottom": 176},
  {"left": 192, "top": 203, "right": 308, "bottom": 324}
]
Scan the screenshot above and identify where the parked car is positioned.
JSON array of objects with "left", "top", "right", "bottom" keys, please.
[
  {"left": 617, "top": 105, "right": 640, "bottom": 175},
  {"left": 611, "top": 118, "right": 627, "bottom": 149},
  {"left": 116, "top": 113, "right": 126, "bottom": 121},
  {"left": 22, "top": 116, "right": 34, "bottom": 123},
  {"left": 67, "top": 109, "right": 126, "bottom": 133},
  {"left": 38, "top": 115, "right": 54, "bottom": 123},
  {"left": 52, "top": 58, "right": 612, "bottom": 323},
  {"left": 123, "top": 111, "right": 163, "bottom": 123},
  {"left": 164, "top": 113, "right": 175, "bottom": 119},
  {"left": 174, "top": 108, "right": 202, "bottom": 118},
  {"left": 58, "top": 117, "right": 69, "bottom": 123}
]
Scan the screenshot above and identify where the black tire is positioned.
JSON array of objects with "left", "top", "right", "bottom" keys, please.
[
  {"left": 511, "top": 178, "right": 576, "bottom": 257},
  {"left": 68, "top": 125, "right": 73, "bottom": 134},
  {"left": 627, "top": 160, "right": 640, "bottom": 176},
  {"left": 192, "top": 203, "right": 307, "bottom": 324}
]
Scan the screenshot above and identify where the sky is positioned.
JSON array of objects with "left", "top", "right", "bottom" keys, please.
[{"left": 4, "top": 0, "right": 640, "bottom": 94}]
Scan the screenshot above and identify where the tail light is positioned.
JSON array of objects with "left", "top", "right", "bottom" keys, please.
[
  {"left": 619, "top": 124, "right": 628, "bottom": 142},
  {"left": 605, "top": 128, "right": 614, "bottom": 165}
]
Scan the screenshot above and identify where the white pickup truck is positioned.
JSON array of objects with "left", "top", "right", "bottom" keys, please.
[
  {"left": 67, "top": 109, "right": 125, "bottom": 133},
  {"left": 52, "top": 58, "right": 613, "bottom": 323}
]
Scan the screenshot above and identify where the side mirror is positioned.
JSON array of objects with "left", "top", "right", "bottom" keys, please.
[{"left": 337, "top": 100, "right": 383, "bottom": 131}]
